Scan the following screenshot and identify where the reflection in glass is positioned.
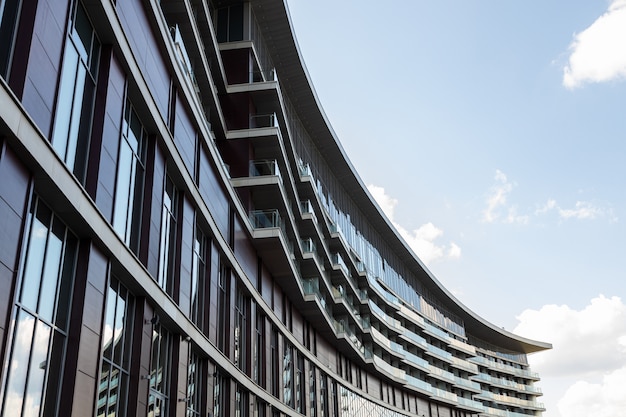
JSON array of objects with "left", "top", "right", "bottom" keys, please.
[
  {"left": 148, "top": 324, "right": 170, "bottom": 417},
  {"left": 157, "top": 177, "right": 177, "bottom": 295},
  {"left": 190, "top": 228, "right": 206, "bottom": 332},
  {"left": 112, "top": 101, "right": 146, "bottom": 254},
  {"left": 0, "top": 197, "right": 76, "bottom": 417},
  {"left": 51, "top": 1, "right": 99, "bottom": 182},
  {"left": 97, "top": 277, "right": 134, "bottom": 417},
  {"left": 186, "top": 349, "right": 201, "bottom": 417}
]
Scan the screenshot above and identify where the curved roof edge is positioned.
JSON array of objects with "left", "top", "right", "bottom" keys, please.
[{"left": 251, "top": 0, "right": 551, "bottom": 355}]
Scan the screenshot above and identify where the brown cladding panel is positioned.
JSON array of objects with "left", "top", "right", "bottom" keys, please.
[
  {"left": 76, "top": 325, "right": 101, "bottom": 378},
  {"left": 70, "top": 370, "right": 97, "bottom": 417},
  {"left": 198, "top": 144, "right": 229, "bottom": 237},
  {"left": 234, "top": 215, "right": 256, "bottom": 283},
  {"left": 116, "top": 0, "right": 170, "bottom": 121},
  {"left": 0, "top": 144, "right": 31, "bottom": 219},
  {"left": 260, "top": 264, "right": 272, "bottom": 306},
  {"left": 291, "top": 308, "right": 303, "bottom": 345},
  {"left": 95, "top": 53, "right": 126, "bottom": 219},
  {"left": 174, "top": 95, "right": 197, "bottom": 178},
  {"left": 0, "top": 144, "right": 30, "bottom": 340},
  {"left": 21, "top": 0, "right": 68, "bottom": 136}
]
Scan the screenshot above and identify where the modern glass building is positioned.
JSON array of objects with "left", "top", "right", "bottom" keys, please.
[{"left": 0, "top": 0, "right": 550, "bottom": 416}]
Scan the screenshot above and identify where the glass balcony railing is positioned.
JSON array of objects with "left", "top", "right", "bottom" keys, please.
[
  {"left": 369, "top": 300, "right": 402, "bottom": 332},
  {"left": 448, "top": 337, "right": 477, "bottom": 355},
  {"left": 472, "top": 373, "right": 543, "bottom": 394},
  {"left": 402, "top": 350, "right": 430, "bottom": 371},
  {"left": 297, "top": 159, "right": 313, "bottom": 178},
  {"left": 470, "top": 356, "right": 540, "bottom": 379},
  {"left": 450, "top": 356, "right": 479, "bottom": 374},
  {"left": 401, "top": 329, "right": 429, "bottom": 350},
  {"left": 478, "top": 392, "right": 545, "bottom": 410},
  {"left": 372, "top": 355, "right": 406, "bottom": 380},
  {"left": 249, "top": 68, "right": 277, "bottom": 83},
  {"left": 249, "top": 159, "right": 280, "bottom": 178},
  {"left": 424, "top": 322, "right": 452, "bottom": 342},
  {"left": 332, "top": 252, "right": 350, "bottom": 277},
  {"left": 405, "top": 374, "right": 433, "bottom": 394},
  {"left": 301, "top": 238, "right": 315, "bottom": 254},
  {"left": 483, "top": 405, "right": 543, "bottom": 417},
  {"left": 431, "top": 387, "right": 457, "bottom": 403},
  {"left": 334, "top": 318, "right": 370, "bottom": 358},
  {"left": 249, "top": 209, "right": 282, "bottom": 229},
  {"left": 301, "top": 277, "right": 332, "bottom": 319},
  {"left": 428, "top": 365, "right": 457, "bottom": 384},
  {"left": 456, "top": 397, "right": 485, "bottom": 412},
  {"left": 424, "top": 343, "right": 453, "bottom": 362},
  {"left": 300, "top": 199, "right": 314, "bottom": 215},
  {"left": 249, "top": 112, "right": 278, "bottom": 128}
]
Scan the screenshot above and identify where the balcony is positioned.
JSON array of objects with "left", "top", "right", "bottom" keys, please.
[
  {"left": 401, "top": 350, "right": 430, "bottom": 373},
  {"left": 404, "top": 374, "right": 434, "bottom": 396},
  {"left": 247, "top": 209, "right": 297, "bottom": 282},
  {"left": 476, "top": 392, "right": 545, "bottom": 411},
  {"left": 249, "top": 208, "right": 282, "bottom": 229},
  {"left": 369, "top": 300, "right": 403, "bottom": 334},
  {"left": 455, "top": 397, "right": 485, "bottom": 413},
  {"left": 250, "top": 113, "right": 279, "bottom": 129},
  {"left": 472, "top": 373, "right": 543, "bottom": 395},
  {"left": 470, "top": 356, "right": 540, "bottom": 380}
]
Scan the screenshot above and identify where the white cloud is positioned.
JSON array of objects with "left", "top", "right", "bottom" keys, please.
[
  {"left": 536, "top": 199, "right": 616, "bottom": 221},
  {"left": 482, "top": 171, "right": 616, "bottom": 225},
  {"left": 563, "top": 0, "right": 626, "bottom": 88},
  {"left": 557, "top": 366, "right": 626, "bottom": 417},
  {"left": 482, "top": 169, "right": 518, "bottom": 223},
  {"left": 515, "top": 296, "right": 626, "bottom": 417},
  {"left": 367, "top": 184, "right": 460, "bottom": 266},
  {"left": 515, "top": 295, "right": 626, "bottom": 378},
  {"left": 367, "top": 184, "right": 397, "bottom": 220}
]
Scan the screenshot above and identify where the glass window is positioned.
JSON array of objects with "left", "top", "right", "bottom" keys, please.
[
  {"left": 96, "top": 276, "right": 134, "bottom": 417},
  {"left": 186, "top": 348, "right": 202, "bottom": 417},
  {"left": 0, "top": 197, "right": 78, "bottom": 417},
  {"left": 190, "top": 226, "right": 207, "bottom": 332},
  {"left": 270, "top": 327, "right": 278, "bottom": 397},
  {"left": 213, "top": 371, "right": 228, "bottom": 417},
  {"left": 51, "top": 1, "right": 100, "bottom": 182},
  {"left": 235, "top": 385, "right": 248, "bottom": 417},
  {"left": 254, "top": 312, "right": 264, "bottom": 386},
  {"left": 319, "top": 373, "right": 328, "bottom": 417},
  {"left": 234, "top": 286, "right": 247, "bottom": 372},
  {"left": 295, "top": 354, "right": 304, "bottom": 413},
  {"left": 112, "top": 100, "right": 146, "bottom": 254},
  {"left": 157, "top": 176, "right": 177, "bottom": 296},
  {"left": 0, "top": 0, "right": 20, "bottom": 77},
  {"left": 217, "top": 262, "right": 229, "bottom": 352},
  {"left": 309, "top": 367, "right": 316, "bottom": 417},
  {"left": 282, "top": 343, "right": 293, "bottom": 407},
  {"left": 148, "top": 323, "right": 172, "bottom": 417}
]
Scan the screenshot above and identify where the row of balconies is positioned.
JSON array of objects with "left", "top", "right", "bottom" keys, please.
[
  {"left": 472, "top": 373, "right": 543, "bottom": 395},
  {"left": 210, "top": 23, "right": 545, "bottom": 417},
  {"left": 149, "top": 3, "right": 546, "bottom": 416},
  {"left": 233, "top": 117, "right": 545, "bottom": 417},
  {"left": 470, "top": 356, "right": 541, "bottom": 380}
]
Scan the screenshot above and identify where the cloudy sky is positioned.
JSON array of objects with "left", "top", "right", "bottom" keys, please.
[{"left": 287, "top": 1, "right": 626, "bottom": 416}]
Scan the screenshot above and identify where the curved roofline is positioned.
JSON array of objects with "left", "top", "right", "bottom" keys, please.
[{"left": 252, "top": 0, "right": 550, "bottom": 354}]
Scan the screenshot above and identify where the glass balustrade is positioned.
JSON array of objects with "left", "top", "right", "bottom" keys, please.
[
  {"left": 249, "top": 159, "right": 280, "bottom": 178},
  {"left": 249, "top": 209, "right": 281, "bottom": 229},
  {"left": 249, "top": 112, "right": 278, "bottom": 128}
]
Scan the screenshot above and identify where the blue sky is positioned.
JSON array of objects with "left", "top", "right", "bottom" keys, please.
[{"left": 287, "top": 1, "right": 626, "bottom": 416}]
